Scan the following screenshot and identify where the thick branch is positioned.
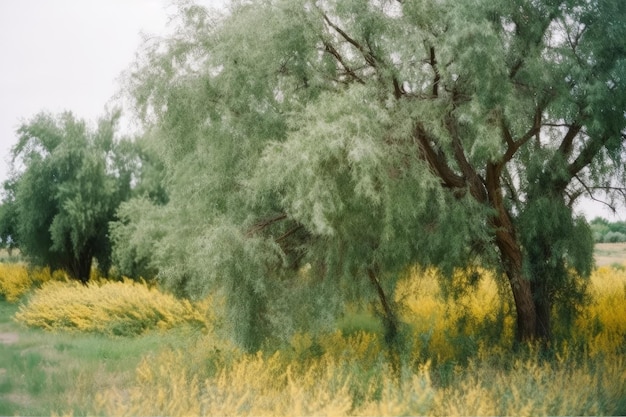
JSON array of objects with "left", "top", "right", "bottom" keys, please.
[
  {"left": 567, "top": 134, "right": 609, "bottom": 182},
  {"left": 414, "top": 125, "right": 465, "bottom": 189},
  {"left": 446, "top": 115, "right": 487, "bottom": 202},
  {"left": 557, "top": 123, "right": 583, "bottom": 157},
  {"left": 500, "top": 106, "right": 542, "bottom": 165}
]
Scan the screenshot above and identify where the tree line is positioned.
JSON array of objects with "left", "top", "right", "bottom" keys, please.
[
  {"left": 1, "top": 0, "right": 625, "bottom": 352},
  {"left": 590, "top": 218, "right": 626, "bottom": 243}
]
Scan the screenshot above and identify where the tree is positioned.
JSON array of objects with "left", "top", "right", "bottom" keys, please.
[
  {"left": 1, "top": 111, "right": 140, "bottom": 282},
  {"left": 117, "top": 0, "right": 625, "bottom": 349}
]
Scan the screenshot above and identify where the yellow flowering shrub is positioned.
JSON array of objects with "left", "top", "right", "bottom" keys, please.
[
  {"left": 0, "top": 264, "right": 70, "bottom": 302},
  {"left": 574, "top": 264, "right": 626, "bottom": 357},
  {"left": 14, "top": 278, "right": 207, "bottom": 336},
  {"left": 0, "top": 263, "right": 31, "bottom": 302},
  {"left": 396, "top": 266, "right": 515, "bottom": 364}
]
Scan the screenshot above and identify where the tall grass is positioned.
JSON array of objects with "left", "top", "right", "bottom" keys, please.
[{"left": 94, "top": 265, "right": 626, "bottom": 416}]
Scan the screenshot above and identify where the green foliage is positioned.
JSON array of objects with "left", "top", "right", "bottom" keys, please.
[
  {"left": 1, "top": 111, "right": 143, "bottom": 282},
  {"left": 590, "top": 217, "right": 626, "bottom": 243},
  {"left": 112, "top": 0, "right": 626, "bottom": 350}
]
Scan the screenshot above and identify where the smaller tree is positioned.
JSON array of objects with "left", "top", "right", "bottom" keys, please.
[{"left": 1, "top": 111, "right": 138, "bottom": 282}]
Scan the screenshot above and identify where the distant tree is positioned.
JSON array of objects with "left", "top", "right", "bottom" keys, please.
[
  {"left": 591, "top": 217, "right": 626, "bottom": 242},
  {"left": 116, "top": 0, "right": 625, "bottom": 350},
  {"left": 1, "top": 111, "right": 140, "bottom": 282}
]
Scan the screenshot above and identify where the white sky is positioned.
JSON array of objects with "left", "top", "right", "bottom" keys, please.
[
  {"left": 0, "top": 0, "right": 622, "bottom": 221},
  {"left": 0, "top": 0, "right": 172, "bottom": 177}
]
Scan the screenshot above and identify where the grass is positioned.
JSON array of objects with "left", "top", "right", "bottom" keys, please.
[
  {"left": 0, "top": 300, "right": 201, "bottom": 416},
  {"left": 594, "top": 241, "right": 626, "bottom": 266},
  {"left": 0, "top": 253, "right": 624, "bottom": 415}
]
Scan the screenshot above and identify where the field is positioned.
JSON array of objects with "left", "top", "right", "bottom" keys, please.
[
  {"left": 0, "top": 248, "right": 625, "bottom": 416},
  {"left": 594, "top": 242, "right": 626, "bottom": 266}
]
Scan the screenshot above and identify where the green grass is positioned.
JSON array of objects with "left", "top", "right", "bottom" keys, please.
[{"left": 0, "top": 299, "right": 199, "bottom": 416}]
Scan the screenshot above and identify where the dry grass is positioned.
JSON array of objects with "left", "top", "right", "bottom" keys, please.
[{"left": 594, "top": 242, "right": 626, "bottom": 266}]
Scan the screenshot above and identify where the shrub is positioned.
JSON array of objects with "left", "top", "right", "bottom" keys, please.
[
  {"left": 603, "top": 231, "right": 626, "bottom": 243},
  {"left": 14, "top": 278, "right": 207, "bottom": 336},
  {"left": 0, "top": 264, "right": 68, "bottom": 302},
  {"left": 0, "top": 263, "right": 30, "bottom": 302}
]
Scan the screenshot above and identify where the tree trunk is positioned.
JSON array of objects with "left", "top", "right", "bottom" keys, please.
[
  {"left": 495, "top": 232, "right": 538, "bottom": 342},
  {"left": 487, "top": 164, "right": 538, "bottom": 342},
  {"left": 68, "top": 251, "right": 93, "bottom": 284},
  {"left": 367, "top": 266, "right": 399, "bottom": 346},
  {"left": 531, "top": 278, "right": 552, "bottom": 340}
]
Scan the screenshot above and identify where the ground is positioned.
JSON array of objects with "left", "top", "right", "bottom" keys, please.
[{"left": 594, "top": 242, "right": 626, "bottom": 266}]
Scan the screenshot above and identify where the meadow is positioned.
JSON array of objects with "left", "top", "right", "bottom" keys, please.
[{"left": 0, "top": 253, "right": 625, "bottom": 416}]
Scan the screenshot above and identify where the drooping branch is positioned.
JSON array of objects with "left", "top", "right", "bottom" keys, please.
[{"left": 367, "top": 266, "right": 398, "bottom": 345}]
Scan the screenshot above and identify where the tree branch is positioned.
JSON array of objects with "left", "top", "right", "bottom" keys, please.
[
  {"left": 414, "top": 125, "right": 465, "bottom": 189},
  {"left": 429, "top": 46, "right": 440, "bottom": 97},
  {"left": 557, "top": 123, "right": 583, "bottom": 157},
  {"left": 322, "top": 40, "right": 366, "bottom": 84},
  {"left": 246, "top": 213, "right": 288, "bottom": 237},
  {"left": 322, "top": 13, "right": 377, "bottom": 68},
  {"left": 446, "top": 115, "right": 487, "bottom": 202},
  {"left": 567, "top": 134, "right": 609, "bottom": 181},
  {"left": 574, "top": 175, "right": 618, "bottom": 213}
]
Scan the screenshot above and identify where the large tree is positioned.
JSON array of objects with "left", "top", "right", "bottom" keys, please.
[
  {"left": 115, "top": 0, "right": 625, "bottom": 349},
  {"left": 1, "top": 111, "right": 141, "bottom": 282}
]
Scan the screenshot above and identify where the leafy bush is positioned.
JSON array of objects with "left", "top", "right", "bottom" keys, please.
[{"left": 14, "top": 278, "right": 207, "bottom": 336}]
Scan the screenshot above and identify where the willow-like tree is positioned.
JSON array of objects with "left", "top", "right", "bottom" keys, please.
[
  {"left": 1, "top": 111, "right": 142, "bottom": 282},
  {"left": 116, "top": 0, "right": 625, "bottom": 349}
]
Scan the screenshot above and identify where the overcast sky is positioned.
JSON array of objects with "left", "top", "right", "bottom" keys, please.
[
  {"left": 0, "top": 0, "right": 622, "bottom": 220},
  {"left": 0, "top": 0, "right": 172, "bottom": 176}
]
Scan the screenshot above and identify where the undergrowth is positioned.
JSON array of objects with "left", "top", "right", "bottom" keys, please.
[
  {"left": 14, "top": 278, "right": 207, "bottom": 336},
  {"left": 5, "top": 263, "right": 626, "bottom": 415},
  {"left": 95, "top": 264, "right": 626, "bottom": 416}
]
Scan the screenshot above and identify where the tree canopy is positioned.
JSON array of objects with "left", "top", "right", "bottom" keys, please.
[
  {"left": 109, "top": 0, "right": 626, "bottom": 351},
  {"left": 0, "top": 111, "right": 145, "bottom": 282}
]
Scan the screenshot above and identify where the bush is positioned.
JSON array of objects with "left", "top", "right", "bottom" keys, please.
[
  {"left": 0, "top": 264, "right": 66, "bottom": 302},
  {"left": 603, "top": 231, "right": 626, "bottom": 243},
  {"left": 15, "top": 278, "right": 207, "bottom": 336},
  {"left": 0, "top": 263, "right": 30, "bottom": 302}
]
